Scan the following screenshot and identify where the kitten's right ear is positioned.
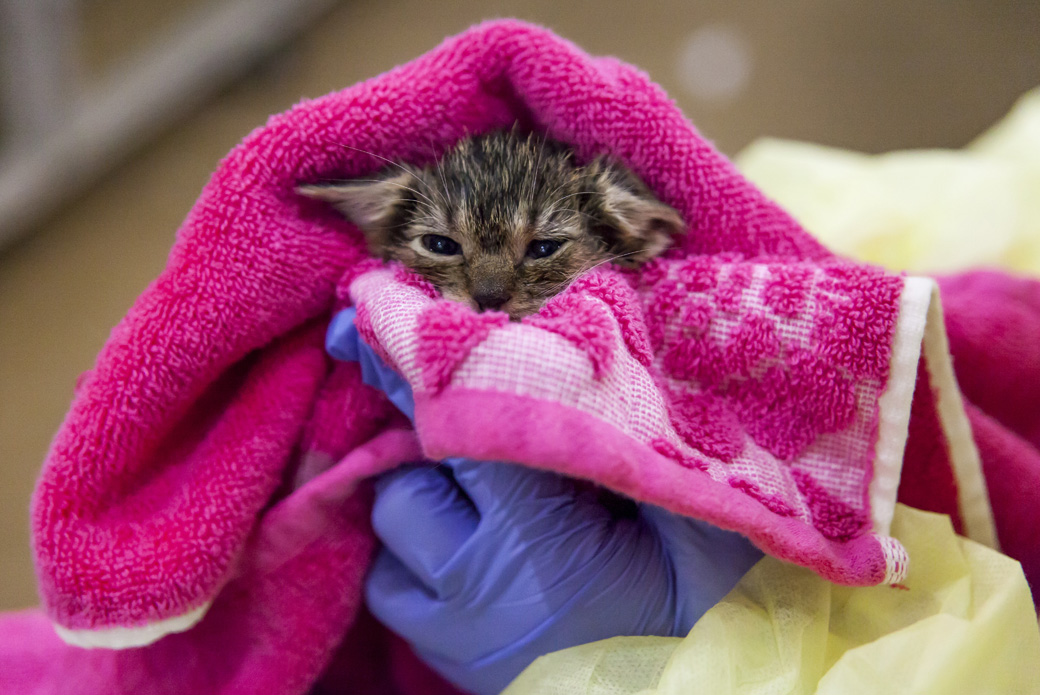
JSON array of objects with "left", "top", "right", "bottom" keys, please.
[
  {"left": 584, "top": 159, "right": 685, "bottom": 266},
  {"left": 296, "top": 170, "right": 418, "bottom": 250}
]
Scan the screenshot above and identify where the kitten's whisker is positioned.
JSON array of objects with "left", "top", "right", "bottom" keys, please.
[
  {"left": 435, "top": 159, "right": 454, "bottom": 211},
  {"left": 331, "top": 142, "right": 440, "bottom": 206},
  {"left": 547, "top": 191, "right": 587, "bottom": 204},
  {"left": 526, "top": 132, "right": 551, "bottom": 216},
  {"left": 542, "top": 190, "right": 588, "bottom": 219},
  {"left": 332, "top": 143, "right": 415, "bottom": 175},
  {"left": 539, "top": 187, "right": 571, "bottom": 219},
  {"left": 542, "top": 176, "right": 573, "bottom": 203},
  {"left": 535, "top": 249, "right": 648, "bottom": 298},
  {"left": 343, "top": 179, "right": 438, "bottom": 208},
  {"left": 590, "top": 249, "right": 646, "bottom": 269},
  {"left": 568, "top": 210, "right": 600, "bottom": 224},
  {"left": 423, "top": 133, "right": 455, "bottom": 210}
]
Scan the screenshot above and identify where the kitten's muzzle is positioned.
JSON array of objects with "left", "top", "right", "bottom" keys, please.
[{"left": 474, "top": 290, "right": 512, "bottom": 312}]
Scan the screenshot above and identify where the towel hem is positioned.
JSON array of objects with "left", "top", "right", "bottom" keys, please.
[{"left": 52, "top": 603, "right": 210, "bottom": 649}]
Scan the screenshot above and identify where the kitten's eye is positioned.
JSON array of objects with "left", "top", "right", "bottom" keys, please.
[
  {"left": 422, "top": 234, "right": 462, "bottom": 255},
  {"left": 526, "top": 239, "right": 562, "bottom": 259}
]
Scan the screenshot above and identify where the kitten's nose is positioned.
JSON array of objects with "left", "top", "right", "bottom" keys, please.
[{"left": 474, "top": 291, "right": 511, "bottom": 312}]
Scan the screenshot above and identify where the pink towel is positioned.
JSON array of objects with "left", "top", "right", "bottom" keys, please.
[{"left": 3, "top": 20, "right": 1038, "bottom": 695}]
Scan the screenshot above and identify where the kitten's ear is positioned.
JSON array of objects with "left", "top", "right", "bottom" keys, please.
[
  {"left": 296, "top": 170, "right": 419, "bottom": 250},
  {"left": 585, "top": 160, "right": 685, "bottom": 266}
]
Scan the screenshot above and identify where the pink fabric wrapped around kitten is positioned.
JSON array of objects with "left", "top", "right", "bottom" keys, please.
[{"left": 3, "top": 18, "right": 1039, "bottom": 695}]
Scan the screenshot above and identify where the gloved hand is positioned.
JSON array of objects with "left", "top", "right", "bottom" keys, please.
[{"left": 327, "top": 307, "right": 763, "bottom": 694}]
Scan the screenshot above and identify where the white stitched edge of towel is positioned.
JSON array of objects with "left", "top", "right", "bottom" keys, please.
[
  {"left": 52, "top": 603, "right": 210, "bottom": 650},
  {"left": 870, "top": 276, "right": 932, "bottom": 536},
  {"left": 922, "top": 284, "right": 1000, "bottom": 550},
  {"left": 877, "top": 533, "right": 910, "bottom": 584}
]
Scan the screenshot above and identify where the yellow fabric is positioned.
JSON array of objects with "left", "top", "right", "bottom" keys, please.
[
  {"left": 734, "top": 88, "right": 1040, "bottom": 275},
  {"left": 504, "top": 506, "right": 1040, "bottom": 695}
]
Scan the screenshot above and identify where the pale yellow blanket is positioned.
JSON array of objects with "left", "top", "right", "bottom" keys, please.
[{"left": 736, "top": 88, "right": 1040, "bottom": 275}]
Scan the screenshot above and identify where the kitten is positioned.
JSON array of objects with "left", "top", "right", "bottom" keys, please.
[{"left": 299, "top": 131, "right": 684, "bottom": 319}]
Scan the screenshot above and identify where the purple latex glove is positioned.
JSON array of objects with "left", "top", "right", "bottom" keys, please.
[
  {"left": 366, "top": 461, "right": 761, "bottom": 694},
  {"left": 326, "top": 308, "right": 762, "bottom": 694}
]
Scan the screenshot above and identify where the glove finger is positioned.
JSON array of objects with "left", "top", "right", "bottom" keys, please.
[
  {"left": 364, "top": 549, "right": 462, "bottom": 658},
  {"left": 357, "top": 344, "right": 415, "bottom": 420},
  {"left": 325, "top": 307, "right": 361, "bottom": 361},
  {"left": 371, "top": 465, "right": 478, "bottom": 591},
  {"left": 640, "top": 505, "right": 762, "bottom": 633},
  {"left": 325, "top": 307, "right": 416, "bottom": 420},
  {"left": 641, "top": 505, "right": 762, "bottom": 578},
  {"left": 441, "top": 458, "right": 577, "bottom": 516}
]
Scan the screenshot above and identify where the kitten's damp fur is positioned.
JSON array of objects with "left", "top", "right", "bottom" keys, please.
[{"left": 299, "top": 131, "right": 685, "bottom": 319}]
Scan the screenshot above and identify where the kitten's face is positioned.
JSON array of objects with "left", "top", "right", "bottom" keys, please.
[{"left": 299, "top": 132, "right": 684, "bottom": 319}]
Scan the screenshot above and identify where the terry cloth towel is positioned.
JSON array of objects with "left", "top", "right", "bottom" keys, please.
[{"left": 3, "top": 19, "right": 1039, "bottom": 695}]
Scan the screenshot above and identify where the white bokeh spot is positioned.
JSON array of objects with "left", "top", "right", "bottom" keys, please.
[{"left": 676, "top": 24, "right": 753, "bottom": 103}]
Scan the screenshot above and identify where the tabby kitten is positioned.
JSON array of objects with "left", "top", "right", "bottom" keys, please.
[{"left": 299, "top": 131, "right": 684, "bottom": 319}]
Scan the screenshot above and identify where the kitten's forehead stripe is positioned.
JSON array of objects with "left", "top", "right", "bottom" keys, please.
[{"left": 438, "top": 133, "right": 577, "bottom": 249}]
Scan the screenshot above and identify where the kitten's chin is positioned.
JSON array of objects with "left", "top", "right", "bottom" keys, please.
[
  {"left": 503, "top": 300, "right": 546, "bottom": 321},
  {"left": 440, "top": 292, "right": 543, "bottom": 321},
  {"left": 442, "top": 293, "right": 480, "bottom": 313}
]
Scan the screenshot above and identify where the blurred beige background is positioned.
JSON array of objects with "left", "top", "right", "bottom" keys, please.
[{"left": 2, "top": 0, "right": 1039, "bottom": 611}]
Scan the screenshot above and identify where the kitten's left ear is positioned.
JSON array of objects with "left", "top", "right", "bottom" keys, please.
[
  {"left": 585, "top": 160, "right": 685, "bottom": 265},
  {"left": 296, "top": 169, "right": 419, "bottom": 253}
]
